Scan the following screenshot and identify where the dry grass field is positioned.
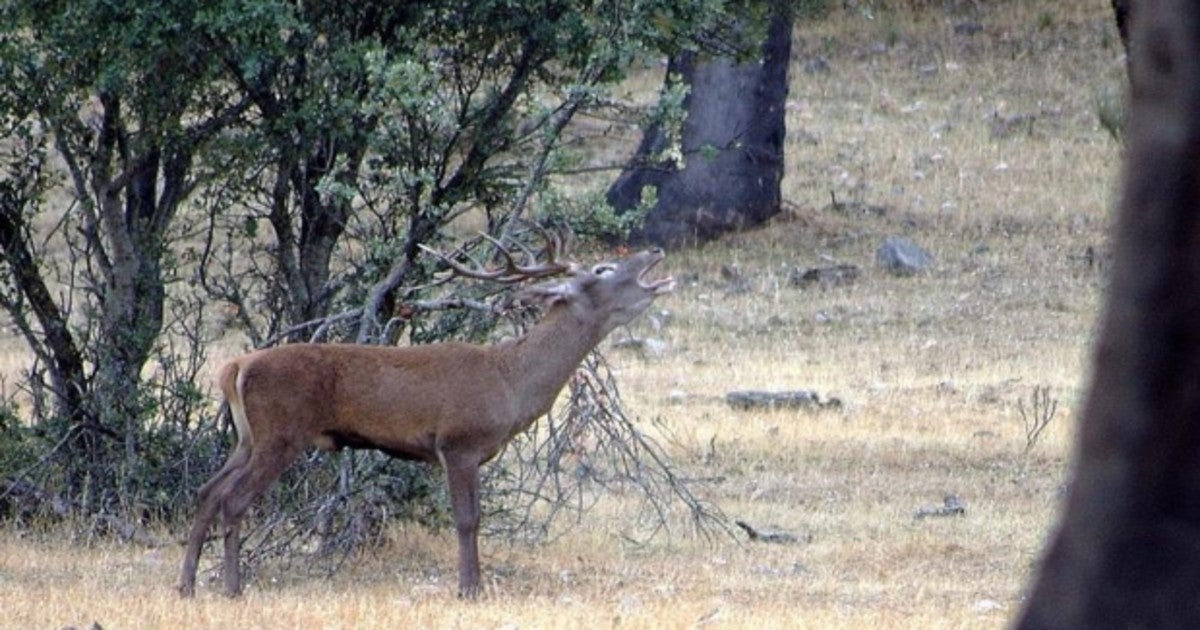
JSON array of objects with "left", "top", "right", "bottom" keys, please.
[{"left": 1, "top": 1, "right": 1126, "bottom": 628}]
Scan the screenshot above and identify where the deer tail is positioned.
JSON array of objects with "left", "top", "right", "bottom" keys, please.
[
  {"left": 194, "top": 360, "right": 254, "bottom": 501},
  {"left": 218, "top": 360, "right": 254, "bottom": 455}
]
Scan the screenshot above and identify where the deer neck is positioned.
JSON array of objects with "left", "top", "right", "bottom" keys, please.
[{"left": 502, "top": 303, "right": 604, "bottom": 424}]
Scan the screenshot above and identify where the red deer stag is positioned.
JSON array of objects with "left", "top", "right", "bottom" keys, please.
[{"left": 178, "top": 239, "right": 674, "bottom": 599}]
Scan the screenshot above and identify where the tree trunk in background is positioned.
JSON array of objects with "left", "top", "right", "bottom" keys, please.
[
  {"left": 0, "top": 143, "right": 95, "bottom": 496},
  {"left": 1017, "top": 1, "right": 1200, "bottom": 627},
  {"left": 1111, "top": 0, "right": 1132, "bottom": 55},
  {"left": 608, "top": 2, "right": 792, "bottom": 248}
]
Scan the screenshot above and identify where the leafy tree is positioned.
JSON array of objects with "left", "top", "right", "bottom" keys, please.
[
  {"left": 0, "top": 0, "right": 249, "bottom": 514},
  {"left": 190, "top": 0, "right": 731, "bottom": 344},
  {"left": 0, "top": 0, "right": 731, "bottom": 547}
]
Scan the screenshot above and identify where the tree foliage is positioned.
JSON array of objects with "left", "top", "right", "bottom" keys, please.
[
  {"left": 0, "top": 0, "right": 732, "bottom": 551},
  {"left": 1, "top": 0, "right": 250, "bottom": 517}
]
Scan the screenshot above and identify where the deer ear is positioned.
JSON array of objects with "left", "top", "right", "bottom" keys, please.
[{"left": 517, "top": 280, "right": 577, "bottom": 305}]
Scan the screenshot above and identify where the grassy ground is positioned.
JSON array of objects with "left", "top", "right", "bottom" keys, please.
[{"left": 0, "top": 1, "right": 1124, "bottom": 628}]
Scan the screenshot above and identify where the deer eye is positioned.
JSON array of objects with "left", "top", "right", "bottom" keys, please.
[{"left": 592, "top": 263, "right": 617, "bottom": 276}]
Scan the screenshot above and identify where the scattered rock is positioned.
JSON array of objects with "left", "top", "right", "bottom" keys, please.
[
  {"left": 914, "top": 494, "right": 966, "bottom": 520},
  {"left": 789, "top": 264, "right": 861, "bottom": 289},
  {"left": 826, "top": 193, "right": 888, "bottom": 218},
  {"left": 971, "top": 598, "right": 1004, "bottom": 614},
  {"left": 725, "top": 390, "right": 842, "bottom": 411},
  {"left": 953, "top": 20, "right": 984, "bottom": 36},
  {"left": 876, "top": 235, "right": 932, "bottom": 276},
  {"left": 735, "top": 520, "right": 802, "bottom": 544}
]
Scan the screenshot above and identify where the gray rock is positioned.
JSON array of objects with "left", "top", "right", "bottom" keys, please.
[
  {"left": 826, "top": 195, "right": 888, "bottom": 218},
  {"left": 953, "top": 20, "right": 983, "bottom": 36},
  {"left": 735, "top": 520, "right": 802, "bottom": 544},
  {"left": 876, "top": 235, "right": 932, "bottom": 275},
  {"left": 914, "top": 494, "right": 966, "bottom": 520},
  {"left": 725, "top": 389, "right": 842, "bottom": 410},
  {"left": 789, "top": 263, "right": 861, "bottom": 289}
]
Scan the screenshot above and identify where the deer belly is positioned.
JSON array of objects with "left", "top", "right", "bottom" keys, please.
[{"left": 317, "top": 428, "right": 436, "bottom": 462}]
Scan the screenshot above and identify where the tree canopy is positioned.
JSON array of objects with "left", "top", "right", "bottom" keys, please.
[{"left": 0, "top": 0, "right": 734, "bottom": 534}]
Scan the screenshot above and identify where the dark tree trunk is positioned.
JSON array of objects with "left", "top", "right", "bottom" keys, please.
[
  {"left": 0, "top": 190, "right": 89, "bottom": 428},
  {"left": 0, "top": 143, "right": 96, "bottom": 500},
  {"left": 1017, "top": 1, "right": 1200, "bottom": 627},
  {"left": 608, "top": 3, "right": 792, "bottom": 248},
  {"left": 604, "top": 54, "right": 688, "bottom": 229},
  {"left": 265, "top": 135, "right": 365, "bottom": 330},
  {"left": 89, "top": 94, "right": 201, "bottom": 510},
  {"left": 1112, "top": 0, "right": 1132, "bottom": 55}
]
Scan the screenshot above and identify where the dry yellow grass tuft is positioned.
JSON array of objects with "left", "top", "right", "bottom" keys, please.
[{"left": 1, "top": 1, "right": 1123, "bottom": 627}]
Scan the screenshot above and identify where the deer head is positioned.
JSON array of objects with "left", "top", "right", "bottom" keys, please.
[{"left": 521, "top": 248, "right": 675, "bottom": 337}]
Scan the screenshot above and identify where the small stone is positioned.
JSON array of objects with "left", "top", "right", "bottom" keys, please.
[
  {"left": 735, "top": 520, "right": 801, "bottom": 544},
  {"left": 954, "top": 20, "right": 984, "bottom": 36},
  {"left": 972, "top": 599, "right": 1004, "bottom": 613},
  {"left": 789, "top": 264, "right": 861, "bottom": 289},
  {"left": 726, "top": 390, "right": 841, "bottom": 410},
  {"left": 876, "top": 235, "right": 932, "bottom": 276},
  {"left": 914, "top": 494, "right": 966, "bottom": 519}
]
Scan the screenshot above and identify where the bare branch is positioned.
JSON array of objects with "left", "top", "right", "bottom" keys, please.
[
  {"left": 1018, "top": 385, "right": 1059, "bottom": 456},
  {"left": 485, "top": 351, "right": 733, "bottom": 545}
]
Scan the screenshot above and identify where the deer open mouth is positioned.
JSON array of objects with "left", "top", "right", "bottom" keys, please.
[{"left": 638, "top": 253, "right": 676, "bottom": 294}]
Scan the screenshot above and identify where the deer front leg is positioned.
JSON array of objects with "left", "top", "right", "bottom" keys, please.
[{"left": 440, "top": 449, "right": 483, "bottom": 599}]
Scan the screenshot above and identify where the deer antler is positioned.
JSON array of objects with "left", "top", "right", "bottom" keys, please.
[{"left": 420, "top": 228, "right": 572, "bottom": 283}]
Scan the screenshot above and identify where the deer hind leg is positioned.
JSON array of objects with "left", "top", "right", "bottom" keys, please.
[
  {"left": 179, "top": 440, "right": 251, "bottom": 597},
  {"left": 440, "top": 449, "right": 484, "bottom": 599},
  {"left": 217, "top": 438, "right": 302, "bottom": 597}
]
